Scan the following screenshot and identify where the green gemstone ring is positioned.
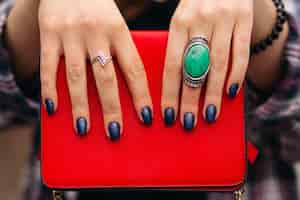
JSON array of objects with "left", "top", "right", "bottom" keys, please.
[{"left": 183, "top": 37, "right": 210, "bottom": 88}]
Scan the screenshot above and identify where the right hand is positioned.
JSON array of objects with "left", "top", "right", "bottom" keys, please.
[{"left": 39, "top": 0, "right": 153, "bottom": 140}]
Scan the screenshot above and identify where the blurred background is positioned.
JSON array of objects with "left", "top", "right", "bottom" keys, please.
[{"left": 0, "top": 124, "right": 34, "bottom": 199}]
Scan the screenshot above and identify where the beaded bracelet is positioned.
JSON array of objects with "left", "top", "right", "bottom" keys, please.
[{"left": 251, "top": 0, "right": 287, "bottom": 55}]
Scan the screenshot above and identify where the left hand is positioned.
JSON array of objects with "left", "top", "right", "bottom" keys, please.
[{"left": 161, "top": 0, "right": 254, "bottom": 130}]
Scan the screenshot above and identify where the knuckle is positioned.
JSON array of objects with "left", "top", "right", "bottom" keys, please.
[
  {"left": 40, "top": 48, "right": 51, "bottom": 62},
  {"left": 100, "top": 70, "right": 115, "bottom": 87},
  {"left": 197, "top": 7, "right": 215, "bottom": 21},
  {"left": 105, "top": 102, "right": 121, "bottom": 116},
  {"left": 79, "top": 16, "right": 101, "bottom": 28},
  {"left": 110, "top": 20, "right": 127, "bottom": 32},
  {"left": 171, "top": 13, "right": 192, "bottom": 29},
  {"left": 39, "top": 16, "right": 61, "bottom": 32},
  {"left": 238, "top": 33, "right": 251, "bottom": 44},
  {"left": 40, "top": 76, "right": 52, "bottom": 90},
  {"left": 238, "top": 6, "right": 253, "bottom": 19},
  {"left": 182, "top": 97, "right": 197, "bottom": 109},
  {"left": 212, "top": 55, "right": 227, "bottom": 72},
  {"left": 212, "top": 46, "right": 225, "bottom": 58},
  {"left": 62, "top": 17, "right": 78, "bottom": 30},
  {"left": 72, "top": 97, "right": 87, "bottom": 110},
  {"left": 216, "top": 5, "right": 234, "bottom": 19},
  {"left": 67, "top": 63, "right": 84, "bottom": 82},
  {"left": 41, "top": 47, "right": 57, "bottom": 62},
  {"left": 238, "top": 43, "right": 250, "bottom": 57},
  {"left": 206, "top": 91, "right": 220, "bottom": 101},
  {"left": 214, "top": 60, "right": 227, "bottom": 72},
  {"left": 126, "top": 62, "right": 145, "bottom": 83},
  {"left": 165, "top": 63, "right": 181, "bottom": 78},
  {"left": 207, "top": 84, "right": 223, "bottom": 99}
]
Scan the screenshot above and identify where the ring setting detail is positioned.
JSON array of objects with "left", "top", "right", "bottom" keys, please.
[
  {"left": 183, "top": 37, "right": 210, "bottom": 88},
  {"left": 91, "top": 51, "right": 112, "bottom": 67}
]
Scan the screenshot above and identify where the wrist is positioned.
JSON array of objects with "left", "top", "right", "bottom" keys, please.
[
  {"left": 6, "top": 0, "right": 40, "bottom": 80},
  {"left": 251, "top": 0, "right": 278, "bottom": 45},
  {"left": 248, "top": 0, "right": 289, "bottom": 91}
]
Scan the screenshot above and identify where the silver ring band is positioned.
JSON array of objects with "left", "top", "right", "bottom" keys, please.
[
  {"left": 183, "top": 36, "right": 210, "bottom": 88},
  {"left": 91, "top": 51, "right": 112, "bottom": 67}
]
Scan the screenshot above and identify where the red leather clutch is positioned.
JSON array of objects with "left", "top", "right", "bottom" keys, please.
[{"left": 41, "top": 32, "right": 257, "bottom": 195}]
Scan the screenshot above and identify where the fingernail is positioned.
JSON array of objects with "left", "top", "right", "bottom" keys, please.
[
  {"left": 229, "top": 83, "right": 239, "bottom": 98},
  {"left": 183, "top": 112, "right": 195, "bottom": 132},
  {"left": 76, "top": 117, "right": 87, "bottom": 136},
  {"left": 108, "top": 121, "right": 121, "bottom": 141},
  {"left": 141, "top": 106, "right": 152, "bottom": 126},
  {"left": 205, "top": 104, "right": 217, "bottom": 124},
  {"left": 45, "top": 98, "right": 55, "bottom": 115},
  {"left": 164, "top": 107, "right": 175, "bottom": 126}
]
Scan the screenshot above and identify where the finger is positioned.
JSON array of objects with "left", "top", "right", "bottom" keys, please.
[
  {"left": 88, "top": 40, "right": 122, "bottom": 141},
  {"left": 40, "top": 32, "right": 61, "bottom": 116},
  {"left": 203, "top": 22, "right": 234, "bottom": 123},
  {"left": 112, "top": 30, "right": 153, "bottom": 126},
  {"left": 63, "top": 33, "right": 89, "bottom": 136},
  {"left": 227, "top": 9, "right": 253, "bottom": 98},
  {"left": 161, "top": 18, "right": 189, "bottom": 126},
  {"left": 180, "top": 28, "right": 212, "bottom": 131},
  {"left": 180, "top": 86, "right": 202, "bottom": 132}
]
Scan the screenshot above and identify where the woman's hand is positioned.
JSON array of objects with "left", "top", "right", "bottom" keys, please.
[
  {"left": 162, "top": 0, "right": 254, "bottom": 130},
  {"left": 39, "top": 0, "right": 153, "bottom": 140}
]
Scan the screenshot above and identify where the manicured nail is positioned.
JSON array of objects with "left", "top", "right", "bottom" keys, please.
[
  {"left": 108, "top": 121, "right": 121, "bottom": 141},
  {"left": 164, "top": 107, "right": 175, "bottom": 126},
  {"left": 183, "top": 112, "right": 195, "bottom": 132},
  {"left": 229, "top": 83, "right": 239, "bottom": 98},
  {"left": 45, "top": 98, "right": 55, "bottom": 115},
  {"left": 141, "top": 106, "right": 152, "bottom": 126},
  {"left": 205, "top": 104, "right": 217, "bottom": 124},
  {"left": 76, "top": 117, "right": 87, "bottom": 136}
]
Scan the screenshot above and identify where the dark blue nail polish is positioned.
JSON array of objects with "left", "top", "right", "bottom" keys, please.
[
  {"left": 76, "top": 117, "right": 87, "bottom": 136},
  {"left": 45, "top": 98, "right": 55, "bottom": 115},
  {"left": 183, "top": 112, "right": 195, "bottom": 132},
  {"left": 164, "top": 107, "right": 175, "bottom": 126},
  {"left": 108, "top": 121, "right": 121, "bottom": 141},
  {"left": 141, "top": 106, "right": 152, "bottom": 126},
  {"left": 205, "top": 105, "right": 217, "bottom": 124},
  {"left": 229, "top": 83, "right": 239, "bottom": 98}
]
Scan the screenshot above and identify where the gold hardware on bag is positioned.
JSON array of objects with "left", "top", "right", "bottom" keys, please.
[
  {"left": 53, "top": 190, "right": 64, "bottom": 200},
  {"left": 234, "top": 187, "right": 245, "bottom": 200},
  {"left": 53, "top": 188, "right": 244, "bottom": 200}
]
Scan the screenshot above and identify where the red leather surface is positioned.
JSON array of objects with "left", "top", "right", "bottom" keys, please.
[
  {"left": 41, "top": 31, "right": 247, "bottom": 190},
  {"left": 248, "top": 142, "right": 258, "bottom": 164}
]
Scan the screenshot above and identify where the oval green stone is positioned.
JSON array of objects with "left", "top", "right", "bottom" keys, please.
[{"left": 184, "top": 44, "right": 210, "bottom": 78}]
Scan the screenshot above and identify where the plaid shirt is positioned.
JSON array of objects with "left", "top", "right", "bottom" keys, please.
[{"left": 0, "top": 0, "right": 299, "bottom": 199}]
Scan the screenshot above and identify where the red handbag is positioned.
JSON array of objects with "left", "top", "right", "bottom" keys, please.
[{"left": 41, "top": 31, "right": 258, "bottom": 200}]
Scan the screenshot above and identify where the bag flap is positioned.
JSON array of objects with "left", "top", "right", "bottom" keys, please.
[{"left": 41, "top": 31, "right": 247, "bottom": 190}]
